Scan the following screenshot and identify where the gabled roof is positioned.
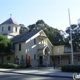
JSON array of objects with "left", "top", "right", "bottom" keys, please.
[
  {"left": 0, "top": 18, "right": 19, "bottom": 25},
  {"left": 11, "top": 30, "right": 41, "bottom": 43}
]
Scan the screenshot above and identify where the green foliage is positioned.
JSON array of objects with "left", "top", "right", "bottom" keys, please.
[
  {"left": 61, "top": 65, "right": 80, "bottom": 72},
  {"left": 27, "top": 20, "right": 65, "bottom": 45},
  {"left": 65, "top": 24, "right": 80, "bottom": 51},
  {"left": 0, "top": 63, "right": 25, "bottom": 69},
  {"left": 19, "top": 24, "right": 29, "bottom": 34},
  {"left": 0, "top": 35, "right": 11, "bottom": 53},
  {"left": 36, "top": 20, "right": 45, "bottom": 25}
]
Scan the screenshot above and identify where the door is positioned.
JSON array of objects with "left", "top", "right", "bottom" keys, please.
[
  {"left": 26, "top": 54, "right": 31, "bottom": 66},
  {"left": 39, "top": 56, "right": 43, "bottom": 65}
]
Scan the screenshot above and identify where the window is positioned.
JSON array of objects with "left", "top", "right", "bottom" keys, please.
[
  {"left": 8, "top": 26, "right": 10, "bottom": 31},
  {"left": 19, "top": 43, "right": 21, "bottom": 51},
  {"left": 2, "top": 27, "right": 4, "bottom": 31},
  {"left": 7, "top": 56, "right": 10, "bottom": 61},
  {"left": 12, "top": 43, "right": 15, "bottom": 50},
  {"left": 34, "top": 38, "right": 36, "bottom": 44},
  {"left": 16, "top": 27, "right": 17, "bottom": 32},
  {"left": 34, "top": 54, "right": 36, "bottom": 59},
  {"left": 57, "top": 56, "right": 60, "bottom": 64},
  {"left": 57, "top": 48, "right": 60, "bottom": 52}
]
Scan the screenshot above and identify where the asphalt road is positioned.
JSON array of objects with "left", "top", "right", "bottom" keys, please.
[{"left": 0, "top": 72, "right": 73, "bottom": 80}]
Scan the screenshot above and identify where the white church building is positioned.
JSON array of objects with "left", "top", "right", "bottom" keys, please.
[{"left": 0, "top": 18, "right": 53, "bottom": 67}]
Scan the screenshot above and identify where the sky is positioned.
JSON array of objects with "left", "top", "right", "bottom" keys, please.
[{"left": 0, "top": 0, "right": 80, "bottom": 31}]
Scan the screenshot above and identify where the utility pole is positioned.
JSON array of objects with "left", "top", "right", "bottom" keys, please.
[{"left": 68, "top": 9, "right": 74, "bottom": 65}]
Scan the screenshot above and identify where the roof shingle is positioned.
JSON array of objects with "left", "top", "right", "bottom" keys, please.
[
  {"left": 1, "top": 18, "right": 19, "bottom": 25},
  {"left": 11, "top": 30, "right": 41, "bottom": 43}
]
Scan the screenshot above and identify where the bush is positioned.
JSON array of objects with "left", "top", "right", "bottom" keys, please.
[
  {"left": 0, "top": 63, "right": 25, "bottom": 69},
  {"left": 61, "top": 65, "right": 80, "bottom": 72}
]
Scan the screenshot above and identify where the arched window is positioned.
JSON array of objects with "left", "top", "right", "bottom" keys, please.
[
  {"left": 2, "top": 27, "right": 4, "bottom": 31},
  {"left": 8, "top": 26, "right": 10, "bottom": 31}
]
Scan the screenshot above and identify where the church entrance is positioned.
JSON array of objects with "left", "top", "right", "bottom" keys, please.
[
  {"left": 26, "top": 54, "right": 31, "bottom": 67},
  {"left": 39, "top": 56, "right": 43, "bottom": 65}
]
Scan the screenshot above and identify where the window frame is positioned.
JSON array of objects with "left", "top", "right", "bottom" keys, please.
[
  {"left": 2, "top": 27, "right": 4, "bottom": 31},
  {"left": 8, "top": 26, "right": 11, "bottom": 31},
  {"left": 34, "top": 54, "right": 36, "bottom": 59},
  {"left": 19, "top": 43, "right": 21, "bottom": 51},
  {"left": 16, "top": 27, "right": 17, "bottom": 32},
  {"left": 34, "top": 38, "right": 36, "bottom": 44},
  {"left": 7, "top": 56, "right": 10, "bottom": 61}
]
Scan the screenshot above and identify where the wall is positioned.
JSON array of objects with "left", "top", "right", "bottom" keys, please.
[
  {"left": 14, "top": 30, "right": 53, "bottom": 67},
  {"left": 25, "top": 30, "right": 53, "bottom": 67},
  {"left": 25, "top": 37, "right": 39, "bottom": 67},
  {"left": 53, "top": 45, "right": 64, "bottom": 55},
  {"left": 3, "top": 54, "right": 14, "bottom": 63},
  {"left": 38, "top": 31, "right": 53, "bottom": 55},
  {"left": 15, "top": 42, "right": 26, "bottom": 65},
  {"left": 0, "top": 24, "right": 20, "bottom": 36}
]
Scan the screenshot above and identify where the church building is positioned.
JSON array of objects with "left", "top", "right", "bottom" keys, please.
[{"left": 0, "top": 17, "right": 53, "bottom": 67}]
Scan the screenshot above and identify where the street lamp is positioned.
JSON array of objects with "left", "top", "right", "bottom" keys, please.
[{"left": 68, "top": 9, "right": 74, "bottom": 65}]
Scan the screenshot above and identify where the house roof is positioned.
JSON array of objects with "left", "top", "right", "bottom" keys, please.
[
  {"left": 11, "top": 30, "right": 41, "bottom": 43},
  {"left": 0, "top": 18, "right": 19, "bottom": 25}
]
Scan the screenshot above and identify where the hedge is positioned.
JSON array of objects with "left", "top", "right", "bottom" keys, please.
[
  {"left": 0, "top": 63, "right": 25, "bottom": 69},
  {"left": 61, "top": 65, "right": 80, "bottom": 72}
]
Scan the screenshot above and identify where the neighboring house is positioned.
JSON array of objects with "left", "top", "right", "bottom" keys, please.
[
  {"left": 53, "top": 45, "right": 80, "bottom": 66},
  {"left": 0, "top": 18, "right": 53, "bottom": 67}
]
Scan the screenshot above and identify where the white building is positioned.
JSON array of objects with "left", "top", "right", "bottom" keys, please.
[{"left": 0, "top": 18, "right": 53, "bottom": 67}]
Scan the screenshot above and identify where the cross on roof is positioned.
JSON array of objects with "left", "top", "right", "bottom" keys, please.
[{"left": 10, "top": 14, "right": 12, "bottom": 18}]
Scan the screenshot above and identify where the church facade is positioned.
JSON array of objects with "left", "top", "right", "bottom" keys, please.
[
  {"left": 0, "top": 18, "right": 53, "bottom": 67},
  {"left": 0, "top": 18, "right": 80, "bottom": 67}
]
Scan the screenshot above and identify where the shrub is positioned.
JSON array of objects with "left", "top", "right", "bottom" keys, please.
[
  {"left": 0, "top": 63, "right": 25, "bottom": 69},
  {"left": 61, "top": 65, "right": 80, "bottom": 72}
]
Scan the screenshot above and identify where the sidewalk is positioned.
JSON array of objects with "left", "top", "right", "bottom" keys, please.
[{"left": 0, "top": 67, "right": 77, "bottom": 78}]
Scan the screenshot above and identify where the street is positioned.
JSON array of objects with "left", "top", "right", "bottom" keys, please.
[{"left": 0, "top": 72, "right": 73, "bottom": 80}]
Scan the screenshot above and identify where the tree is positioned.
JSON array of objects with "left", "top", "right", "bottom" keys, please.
[
  {"left": 0, "top": 35, "right": 11, "bottom": 63},
  {"left": 43, "top": 27, "right": 65, "bottom": 45},
  {"left": 19, "top": 24, "right": 29, "bottom": 34},
  {"left": 65, "top": 24, "right": 80, "bottom": 51},
  {"left": 28, "top": 24, "right": 36, "bottom": 32},
  {"left": 27, "top": 20, "right": 65, "bottom": 45},
  {"left": 36, "top": 20, "right": 45, "bottom": 25}
]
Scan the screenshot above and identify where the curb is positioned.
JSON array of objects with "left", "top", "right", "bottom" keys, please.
[{"left": 0, "top": 71, "right": 73, "bottom": 78}]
